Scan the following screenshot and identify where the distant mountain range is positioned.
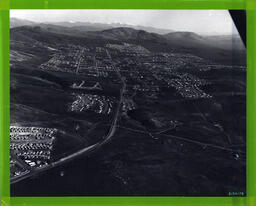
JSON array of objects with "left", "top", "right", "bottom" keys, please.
[
  {"left": 10, "top": 18, "right": 35, "bottom": 28},
  {"left": 10, "top": 18, "right": 174, "bottom": 34},
  {"left": 10, "top": 18, "right": 246, "bottom": 66}
]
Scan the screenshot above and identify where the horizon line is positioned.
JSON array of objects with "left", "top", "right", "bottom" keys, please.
[{"left": 10, "top": 17, "right": 238, "bottom": 36}]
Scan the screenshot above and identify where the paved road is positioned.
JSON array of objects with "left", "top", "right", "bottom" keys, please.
[
  {"left": 11, "top": 48, "right": 126, "bottom": 184},
  {"left": 75, "top": 48, "right": 84, "bottom": 74}
]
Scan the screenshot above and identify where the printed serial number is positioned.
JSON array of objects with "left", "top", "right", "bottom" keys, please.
[{"left": 228, "top": 191, "right": 245, "bottom": 196}]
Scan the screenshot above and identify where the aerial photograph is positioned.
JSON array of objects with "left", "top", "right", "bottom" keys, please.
[{"left": 10, "top": 10, "right": 246, "bottom": 196}]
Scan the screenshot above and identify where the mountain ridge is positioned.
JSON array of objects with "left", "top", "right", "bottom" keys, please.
[
  {"left": 10, "top": 24, "right": 246, "bottom": 66},
  {"left": 10, "top": 17, "right": 174, "bottom": 35}
]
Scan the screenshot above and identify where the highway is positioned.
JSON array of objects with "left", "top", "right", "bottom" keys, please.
[
  {"left": 52, "top": 51, "right": 125, "bottom": 167},
  {"left": 75, "top": 48, "right": 84, "bottom": 74},
  {"left": 11, "top": 48, "right": 126, "bottom": 184}
]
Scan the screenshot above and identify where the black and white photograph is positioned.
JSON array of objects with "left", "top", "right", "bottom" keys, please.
[{"left": 10, "top": 10, "right": 246, "bottom": 196}]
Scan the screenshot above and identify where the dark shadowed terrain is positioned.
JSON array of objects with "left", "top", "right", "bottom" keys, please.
[{"left": 10, "top": 18, "right": 246, "bottom": 196}]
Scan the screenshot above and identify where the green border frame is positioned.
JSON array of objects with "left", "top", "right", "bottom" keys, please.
[{"left": 1, "top": 0, "right": 256, "bottom": 205}]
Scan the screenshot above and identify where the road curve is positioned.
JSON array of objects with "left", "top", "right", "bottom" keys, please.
[{"left": 11, "top": 49, "right": 126, "bottom": 184}]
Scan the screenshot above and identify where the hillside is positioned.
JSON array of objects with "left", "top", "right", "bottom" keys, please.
[
  {"left": 164, "top": 32, "right": 245, "bottom": 51},
  {"left": 10, "top": 25, "right": 246, "bottom": 66},
  {"left": 10, "top": 18, "right": 35, "bottom": 28},
  {"left": 10, "top": 18, "right": 174, "bottom": 34}
]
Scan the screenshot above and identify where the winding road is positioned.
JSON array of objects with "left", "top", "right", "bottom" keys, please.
[{"left": 11, "top": 49, "right": 126, "bottom": 184}]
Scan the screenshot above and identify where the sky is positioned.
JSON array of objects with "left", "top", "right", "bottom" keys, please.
[{"left": 10, "top": 10, "right": 238, "bottom": 35}]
